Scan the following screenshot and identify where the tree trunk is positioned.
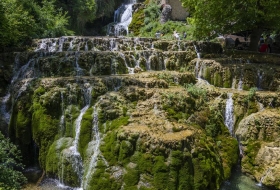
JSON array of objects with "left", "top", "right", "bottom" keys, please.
[{"left": 248, "top": 28, "right": 263, "bottom": 51}]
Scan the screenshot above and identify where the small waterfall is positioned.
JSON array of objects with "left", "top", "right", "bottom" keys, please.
[
  {"left": 1, "top": 93, "right": 11, "bottom": 125},
  {"left": 12, "top": 58, "right": 35, "bottom": 84},
  {"left": 74, "top": 52, "right": 83, "bottom": 76},
  {"left": 111, "top": 1, "right": 136, "bottom": 36},
  {"left": 237, "top": 70, "right": 243, "bottom": 90},
  {"left": 59, "top": 92, "right": 65, "bottom": 137},
  {"left": 194, "top": 46, "right": 201, "bottom": 78},
  {"left": 225, "top": 93, "right": 234, "bottom": 136},
  {"left": 118, "top": 52, "right": 134, "bottom": 74},
  {"left": 257, "top": 168, "right": 271, "bottom": 187},
  {"left": 68, "top": 85, "right": 92, "bottom": 187},
  {"left": 82, "top": 105, "right": 101, "bottom": 189},
  {"left": 68, "top": 40, "right": 74, "bottom": 51},
  {"left": 109, "top": 38, "right": 116, "bottom": 51},
  {"left": 84, "top": 41, "right": 88, "bottom": 51},
  {"left": 58, "top": 37, "right": 66, "bottom": 52},
  {"left": 58, "top": 154, "right": 65, "bottom": 185},
  {"left": 257, "top": 70, "right": 263, "bottom": 90}
]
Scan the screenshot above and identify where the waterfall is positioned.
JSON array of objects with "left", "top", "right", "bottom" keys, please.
[
  {"left": 118, "top": 52, "right": 134, "bottom": 74},
  {"left": 225, "top": 93, "right": 234, "bottom": 136},
  {"left": 110, "top": 1, "right": 136, "bottom": 36},
  {"left": 58, "top": 37, "right": 66, "bottom": 52},
  {"left": 59, "top": 92, "right": 65, "bottom": 137},
  {"left": 1, "top": 93, "right": 11, "bottom": 125},
  {"left": 194, "top": 46, "right": 201, "bottom": 78},
  {"left": 75, "top": 52, "right": 83, "bottom": 76},
  {"left": 237, "top": 70, "right": 243, "bottom": 90},
  {"left": 257, "top": 70, "right": 263, "bottom": 90},
  {"left": 68, "top": 85, "right": 92, "bottom": 187},
  {"left": 82, "top": 105, "right": 101, "bottom": 189},
  {"left": 257, "top": 168, "right": 271, "bottom": 187}
]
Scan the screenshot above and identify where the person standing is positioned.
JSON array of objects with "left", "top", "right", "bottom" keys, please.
[{"left": 265, "top": 34, "right": 273, "bottom": 53}]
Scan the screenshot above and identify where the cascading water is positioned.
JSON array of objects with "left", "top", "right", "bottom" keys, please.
[
  {"left": 257, "top": 168, "right": 271, "bottom": 187},
  {"left": 225, "top": 93, "right": 234, "bottom": 136},
  {"left": 59, "top": 92, "right": 65, "bottom": 137},
  {"left": 75, "top": 52, "right": 83, "bottom": 76},
  {"left": 118, "top": 52, "right": 135, "bottom": 74},
  {"left": 194, "top": 45, "right": 201, "bottom": 78},
  {"left": 67, "top": 85, "right": 93, "bottom": 188},
  {"left": 108, "top": 0, "right": 137, "bottom": 36},
  {"left": 82, "top": 105, "right": 102, "bottom": 189},
  {"left": 237, "top": 70, "right": 243, "bottom": 90},
  {"left": 257, "top": 70, "right": 263, "bottom": 90},
  {"left": 1, "top": 93, "right": 11, "bottom": 125}
]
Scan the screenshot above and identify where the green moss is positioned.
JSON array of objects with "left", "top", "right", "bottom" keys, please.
[
  {"left": 100, "top": 132, "right": 119, "bottom": 165},
  {"left": 123, "top": 167, "right": 140, "bottom": 187},
  {"left": 242, "top": 141, "right": 261, "bottom": 171},
  {"left": 118, "top": 140, "right": 134, "bottom": 164},
  {"left": 213, "top": 72, "right": 223, "bottom": 87},
  {"left": 204, "top": 67, "right": 211, "bottom": 82},
  {"left": 88, "top": 161, "right": 121, "bottom": 190},
  {"left": 247, "top": 101, "right": 258, "bottom": 115},
  {"left": 105, "top": 116, "right": 129, "bottom": 132},
  {"left": 15, "top": 106, "right": 31, "bottom": 144},
  {"left": 45, "top": 138, "right": 79, "bottom": 186},
  {"left": 32, "top": 96, "right": 59, "bottom": 168},
  {"left": 79, "top": 107, "right": 93, "bottom": 159},
  {"left": 216, "top": 135, "right": 239, "bottom": 179},
  {"left": 223, "top": 68, "right": 232, "bottom": 88},
  {"left": 129, "top": 8, "right": 145, "bottom": 36},
  {"left": 152, "top": 156, "right": 169, "bottom": 189}
]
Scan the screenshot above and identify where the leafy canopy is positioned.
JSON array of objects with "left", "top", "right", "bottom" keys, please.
[
  {"left": 0, "top": 0, "right": 73, "bottom": 49},
  {"left": 0, "top": 132, "right": 27, "bottom": 190},
  {"left": 180, "top": 0, "right": 280, "bottom": 50}
]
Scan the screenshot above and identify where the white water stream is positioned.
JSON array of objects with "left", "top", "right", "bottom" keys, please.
[{"left": 225, "top": 93, "right": 234, "bottom": 136}]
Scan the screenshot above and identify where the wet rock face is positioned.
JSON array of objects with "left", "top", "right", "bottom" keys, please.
[{"left": 1, "top": 36, "right": 280, "bottom": 189}]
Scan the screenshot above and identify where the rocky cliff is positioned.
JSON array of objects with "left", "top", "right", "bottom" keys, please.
[{"left": 0, "top": 36, "right": 280, "bottom": 189}]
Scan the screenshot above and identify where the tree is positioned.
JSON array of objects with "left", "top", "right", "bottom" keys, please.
[
  {"left": 180, "top": 0, "right": 280, "bottom": 51},
  {"left": 0, "top": 132, "right": 27, "bottom": 189},
  {"left": 0, "top": 0, "right": 35, "bottom": 48}
]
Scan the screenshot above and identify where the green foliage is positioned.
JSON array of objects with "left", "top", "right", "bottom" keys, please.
[
  {"left": 143, "top": 3, "right": 161, "bottom": 25},
  {"left": 0, "top": 132, "right": 27, "bottom": 189},
  {"left": 161, "top": 92, "right": 193, "bottom": 121},
  {"left": 73, "top": 0, "right": 97, "bottom": 33},
  {"left": 244, "top": 87, "right": 258, "bottom": 102},
  {"left": 133, "top": 1, "right": 190, "bottom": 39},
  {"left": 181, "top": 0, "right": 280, "bottom": 50},
  {"left": 0, "top": 0, "right": 73, "bottom": 50},
  {"left": 184, "top": 83, "right": 206, "bottom": 99},
  {"left": 37, "top": 0, "right": 73, "bottom": 38},
  {"left": 129, "top": 8, "right": 145, "bottom": 36},
  {"left": 0, "top": 0, "right": 35, "bottom": 47}
]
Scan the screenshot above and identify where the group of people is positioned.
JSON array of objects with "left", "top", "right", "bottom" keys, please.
[
  {"left": 234, "top": 34, "right": 273, "bottom": 53},
  {"left": 259, "top": 34, "right": 273, "bottom": 53},
  {"left": 155, "top": 31, "right": 187, "bottom": 40}
]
